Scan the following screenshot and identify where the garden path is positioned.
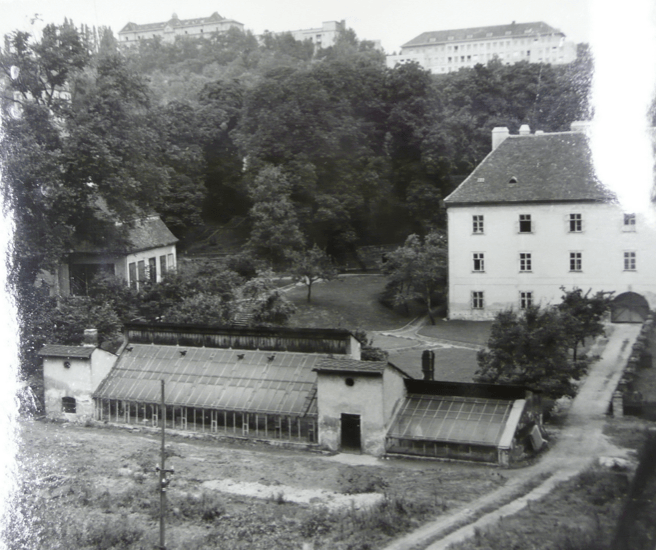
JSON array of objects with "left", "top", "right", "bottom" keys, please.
[{"left": 381, "top": 322, "right": 641, "bottom": 550}]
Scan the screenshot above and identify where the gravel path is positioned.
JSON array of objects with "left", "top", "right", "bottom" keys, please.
[{"left": 378, "top": 322, "right": 641, "bottom": 550}]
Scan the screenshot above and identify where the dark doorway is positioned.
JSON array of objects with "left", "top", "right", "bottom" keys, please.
[
  {"left": 341, "top": 413, "right": 361, "bottom": 452},
  {"left": 611, "top": 292, "right": 650, "bottom": 323}
]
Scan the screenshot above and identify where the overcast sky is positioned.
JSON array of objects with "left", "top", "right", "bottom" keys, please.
[{"left": 0, "top": 0, "right": 591, "bottom": 53}]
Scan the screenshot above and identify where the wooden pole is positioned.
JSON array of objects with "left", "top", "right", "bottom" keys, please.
[{"left": 159, "top": 380, "right": 166, "bottom": 550}]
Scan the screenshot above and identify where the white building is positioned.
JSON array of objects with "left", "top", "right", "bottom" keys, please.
[
  {"left": 387, "top": 21, "right": 577, "bottom": 73},
  {"left": 270, "top": 20, "right": 346, "bottom": 49},
  {"left": 444, "top": 123, "right": 656, "bottom": 322},
  {"left": 50, "top": 215, "right": 178, "bottom": 296},
  {"left": 118, "top": 12, "right": 244, "bottom": 46}
]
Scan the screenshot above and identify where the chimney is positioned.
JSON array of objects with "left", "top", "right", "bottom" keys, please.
[
  {"left": 421, "top": 350, "right": 435, "bottom": 381},
  {"left": 519, "top": 124, "right": 531, "bottom": 136},
  {"left": 83, "top": 328, "right": 98, "bottom": 347},
  {"left": 570, "top": 120, "right": 591, "bottom": 133},
  {"left": 492, "top": 127, "right": 510, "bottom": 150}
]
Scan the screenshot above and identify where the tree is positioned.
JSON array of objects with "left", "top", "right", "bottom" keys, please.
[
  {"left": 381, "top": 230, "right": 447, "bottom": 323},
  {"left": 236, "top": 269, "right": 296, "bottom": 326},
  {"left": 474, "top": 306, "right": 584, "bottom": 399},
  {"left": 557, "top": 287, "right": 613, "bottom": 361},
  {"left": 289, "top": 244, "right": 338, "bottom": 303},
  {"left": 245, "top": 165, "right": 306, "bottom": 265}
]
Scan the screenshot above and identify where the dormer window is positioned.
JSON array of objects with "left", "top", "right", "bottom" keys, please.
[{"left": 509, "top": 176, "right": 518, "bottom": 184}]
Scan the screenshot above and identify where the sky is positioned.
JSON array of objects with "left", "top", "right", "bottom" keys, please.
[{"left": 0, "top": 0, "right": 591, "bottom": 53}]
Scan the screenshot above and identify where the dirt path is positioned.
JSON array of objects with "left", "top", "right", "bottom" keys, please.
[{"left": 379, "top": 323, "right": 641, "bottom": 550}]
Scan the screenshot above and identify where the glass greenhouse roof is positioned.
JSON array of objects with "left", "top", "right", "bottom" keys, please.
[
  {"left": 94, "top": 344, "right": 321, "bottom": 416},
  {"left": 387, "top": 394, "right": 514, "bottom": 447}
]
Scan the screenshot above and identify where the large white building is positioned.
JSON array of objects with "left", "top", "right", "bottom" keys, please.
[
  {"left": 276, "top": 20, "right": 346, "bottom": 49},
  {"left": 387, "top": 21, "right": 577, "bottom": 73},
  {"left": 118, "top": 12, "right": 244, "bottom": 46},
  {"left": 444, "top": 123, "right": 656, "bottom": 322}
]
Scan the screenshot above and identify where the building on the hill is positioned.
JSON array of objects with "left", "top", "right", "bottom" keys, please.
[
  {"left": 387, "top": 21, "right": 576, "bottom": 73},
  {"left": 444, "top": 122, "right": 656, "bottom": 322},
  {"left": 118, "top": 12, "right": 244, "bottom": 46},
  {"left": 49, "top": 214, "right": 178, "bottom": 297},
  {"left": 274, "top": 20, "right": 346, "bottom": 49},
  {"left": 40, "top": 323, "right": 541, "bottom": 464}
]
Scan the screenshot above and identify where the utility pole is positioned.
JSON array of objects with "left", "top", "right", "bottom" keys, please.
[{"left": 157, "top": 379, "right": 174, "bottom": 550}]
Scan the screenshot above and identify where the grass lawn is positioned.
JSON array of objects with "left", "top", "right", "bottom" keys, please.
[
  {"left": 418, "top": 320, "right": 492, "bottom": 347},
  {"left": 286, "top": 275, "right": 418, "bottom": 331}
]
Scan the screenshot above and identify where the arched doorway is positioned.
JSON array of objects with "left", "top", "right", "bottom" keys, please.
[{"left": 611, "top": 292, "right": 650, "bottom": 323}]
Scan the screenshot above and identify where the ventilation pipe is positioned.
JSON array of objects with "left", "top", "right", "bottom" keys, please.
[
  {"left": 421, "top": 350, "right": 435, "bottom": 381},
  {"left": 83, "top": 328, "right": 98, "bottom": 347}
]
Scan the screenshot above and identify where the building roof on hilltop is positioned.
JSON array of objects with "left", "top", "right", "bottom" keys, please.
[
  {"left": 38, "top": 345, "right": 94, "bottom": 359},
  {"left": 119, "top": 12, "right": 241, "bottom": 34},
  {"left": 94, "top": 344, "right": 321, "bottom": 415},
  {"left": 72, "top": 216, "right": 178, "bottom": 255},
  {"left": 402, "top": 21, "right": 564, "bottom": 48},
  {"left": 444, "top": 132, "right": 617, "bottom": 206}
]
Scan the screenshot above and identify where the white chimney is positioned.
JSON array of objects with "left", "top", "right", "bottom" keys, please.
[
  {"left": 570, "top": 121, "right": 591, "bottom": 133},
  {"left": 492, "top": 127, "right": 510, "bottom": 150},
  {"left": 83, "top": 328, "right": 98, "bottom": 347},
  {"left": 519, "top": 124, "right": 531, "bottom": 136}
]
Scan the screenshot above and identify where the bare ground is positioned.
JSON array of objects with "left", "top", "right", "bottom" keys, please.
[{"left": 11, "top": 419, "right": 514, "bottom": 549}]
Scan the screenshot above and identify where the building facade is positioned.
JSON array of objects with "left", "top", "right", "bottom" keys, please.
[
  {"left": 444, "top": 123, "right": 656, "bottom": 321},
  {"left": 387, "top": 21, "right": 577, "bottom": 73},
  {"left": 273, "top": 20, "right": 346, "bottom": 49},
  {"left": 118, "top": 12, "right": 244, "bottom": 46},
  {"left": 54, "top": 215, "right": 178, "bottom": 296}
]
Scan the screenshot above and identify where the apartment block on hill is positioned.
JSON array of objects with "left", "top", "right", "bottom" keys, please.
[
  {"left": 387, "top": 21, "right": 576, "bottom": 73},
  {"left": 118, "top": 12, "right": 244, "bottom": 46}
]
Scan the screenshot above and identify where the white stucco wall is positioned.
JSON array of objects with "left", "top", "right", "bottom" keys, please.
[
  {"left": 316, "top": 373, "right": 387, "bottom": 456},
  {"left": 123, "top": 244, "right": 177, "bottom": 286},
  {"left": 43, "top": 349, "right": 118, "bottom": 422},
  {"left": 447, "top": 202, "right": 656, "bottom": 320}
]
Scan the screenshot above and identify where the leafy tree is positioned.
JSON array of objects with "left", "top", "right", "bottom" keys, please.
[
  {"left": 236, "top": 269, "right": 296, "bottom": 326},
  {"left": 474, "top": 306, "right": 583, "bottom": 399},
  {"left": 381, "top": 231, "right": 447, "bottom": 324},
  {"left": 161, "top": 293, "right": 232, "bottom": 325},
  {"left": 557, "top": 287, "right": 613, "bottom": 361},
  {"left": 245, "top": 165, "right": 305, "bottom": 264},
  {"left": 289, "top": 244, "right": 339, "bottom": 303}
]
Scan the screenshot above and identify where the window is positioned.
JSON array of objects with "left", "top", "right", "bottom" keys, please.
[
  {"left": 569, "top": 252, "right": 582, "bottom": 272},
  {"left": 129, "top": 262, "right": 137, "bottom": 289},
  {"left": 148, "top": 257, "right": 157, "bottom": 282},
  {"left": 62, "top": 397, "right": 76, "bottom": 414},
  {"left": 519, "top": 253, "right": 532, "bottom": 272},
  {"left": 520, "top": 291, "right": 533, "bottom": 309},
  {"left": 569, "top": 213, "right": 582, "bottom": 232},
  {"left": 519, "top": 214, "right": 532, "bottom": 233},
  {"left": 160, "top": 255, "right": 167, "bottom": 276},
  {"left": 137, "top": 260, "right": 146, "bottom": 282},
  {"left": 472, "top": 291, "right": 484, "bottom": 309},
  {"left": 624, "top": 251, "right": 636, "bottom": 271},
  {"left": 623, "top": 213, "right": 636, "bottom": 231},
  {"left": 472, "top": 215, "right": 484, "bottom": 233},
  {"left": 167, "top": 253, "right": 175, "bottom": 271},
  {"left": 473, "top": 253, "right": 485, "bottom": 272}
]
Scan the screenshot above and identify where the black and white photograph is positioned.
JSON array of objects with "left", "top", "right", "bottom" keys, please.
[{"left": 0, "top": 0, "right": 655, "bottom": 548}]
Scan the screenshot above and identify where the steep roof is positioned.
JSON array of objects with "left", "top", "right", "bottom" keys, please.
[
  {"left": 402, "top": 21, "right": 563, "bottom": 48},
  {"left": 94, "top": 344, "right": 322, "bottom": 415},
  {"left": 444, "top": 132, "right": 617, "bottom": 206},
  {"left": 73, "top": 216, "right": 178, "bottom": 255},
  {"left": 38, "top": 345, "right": 94, "bottom": 359}
]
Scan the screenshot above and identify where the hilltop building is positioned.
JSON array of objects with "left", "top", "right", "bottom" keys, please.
[
  {"left": 274, "top": 20, "right": 346, "bottom": 49},
  {"left": 444, "top": 123, "right": 656, "bottom": 322},
  {"left": 118, "top": 12, "right": 244, "bottom": 46},
  {"left": 387, "top": 21, "right": 577, "bottom": 73},
  {"left": 40, "top": 323, "right": 542, "bottom": 465}
]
